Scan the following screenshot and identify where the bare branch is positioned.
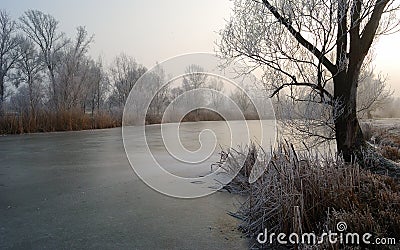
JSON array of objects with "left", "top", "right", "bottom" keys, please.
[{"left": 261, "top": 0, "right": 338, "bottom": 75}]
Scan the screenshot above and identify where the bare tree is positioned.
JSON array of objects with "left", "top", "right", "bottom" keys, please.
[
  {"left": 12, "top": 37, "right": 45, "bottom": 118},
  {"left": 57, "top": 26, "right": 94, "bottom": 111},
  {"left": 230, "top": 85, "right": 252, "bottom": 113},
  {"left": 19, "top": 10, "right": 67, "bottom": 110},
  {"left": 357, "top": 69, "right": 392, "bottom": 118},
  {"left": 182, "top": 64, "right": 208, "bottom": 91},
  {"left": 0, "top": 9, "right": 151, "bottom": 133},
  {"left": 219, "top": 0, "right": 400, "bottom": 168},
  {"left": 208, "top": 78, "right": 224, "bottom": 109},
  {"left": 147, "top": 63, "right": 169, "bottom": 119},
  {"left": 108, "top": 53, "right": 146, "bottom": 108},
  {"left": 85, "top": 58, "right": 108, "bottom": 115},
  {"left": 0, "top": 10, "right": 20, "bottom": 114},
  {"left": 182, "top": 64, "right": 208, "bottom": 117},
  {"left": 10, "top": 85, "right": 32, "bottom": 115}
]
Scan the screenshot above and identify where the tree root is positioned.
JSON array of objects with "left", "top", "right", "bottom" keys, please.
[{"left": 357, "top": 143, "right": 400, "bottom": 179}]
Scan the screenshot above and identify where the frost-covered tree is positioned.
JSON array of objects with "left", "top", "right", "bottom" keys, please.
[
  {"left": 57, "top": 26, "right": 94, "bottom": 111},
  {"left": 85, "top": 58, "right": 108, "bottom": 115},
  {"left": 182, "top": 64, "right": 208, "bottom": 116},
  {"left": 208, "top": 78, "right": 224, "bottom": 109},
  {"left": 231, "top": 91, "right": 252, "bottom": 115},
  {"left": 147, "top": 64, "right": 169, "bottom": 119},
  {"left": 182, "top": 64, "right": 208, "bottom": 91},
  {"left": 219, "top": 0, "right": 400, "bottom": 174},
  {"left": 0, "top": 10, "right": 20, "bottom": 113},
  {"left": 108, "top": 54, "right": 146, "bottom": 108},
  {"left": 12, "top": 37, "right": 45, "bottom": 117},
  {"left": 357, "top": 69, "right": 392, "bottom": 119},
  {"left": 19, "top": 10, "right": 67, "bottom": 110}
]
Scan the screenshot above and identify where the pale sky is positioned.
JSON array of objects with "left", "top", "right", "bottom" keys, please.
[{"left": 2, "top": 0, "right": 400, "bottom": 96}]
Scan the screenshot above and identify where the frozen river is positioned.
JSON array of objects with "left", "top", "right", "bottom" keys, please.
[{"left": 0, "top": 121, "right": 275, "bottom": 249}]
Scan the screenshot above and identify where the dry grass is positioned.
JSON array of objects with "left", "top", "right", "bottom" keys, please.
[
  {"left": 361, "top": 122, "right": 400, "bottom": 163},
  {"left": 224, "top": 142, "right": 400, "bottom": 249},
  {"left": 0, "top": 110, "right": 120, "bottom": 134}
]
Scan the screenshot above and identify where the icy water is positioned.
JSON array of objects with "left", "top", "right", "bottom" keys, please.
[{"left": 0, "top": 120, "right": 275, "bottom": 249}]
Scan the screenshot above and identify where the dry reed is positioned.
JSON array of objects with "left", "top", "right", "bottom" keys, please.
[{"left": 223, "top": 142, "right": 400, "bottom": 249}]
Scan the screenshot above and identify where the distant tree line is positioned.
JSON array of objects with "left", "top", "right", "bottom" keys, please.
[
  {"left": 0, "top": 9, "right": 150, "bottom": 134},
  {"left": 142, "top": 64, "right": 270, "bottom": 125},
  {"left": 0, "top": 9, "right": 269, "bottom": 134}
]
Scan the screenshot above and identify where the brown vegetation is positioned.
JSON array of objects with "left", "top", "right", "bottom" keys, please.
[
  {"left": 361, "top": 121, "right": 400, "bottom": 163},
  {"left": 1, "top": 108, "right": 262, "bottom": 134},
  {"left": 224, "top": 142, "right": 400, "bottom": 249},
  {"left": 0, "top": 110, "right": 120, "bottom": 134}
]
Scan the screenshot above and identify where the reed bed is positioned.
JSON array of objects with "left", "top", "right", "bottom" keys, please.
[
  {"left": 223, "top": 142, "right": 400, "bottom": 249},
  {"left": 0, "top": 110, "right": 120, "bottom": 134}
]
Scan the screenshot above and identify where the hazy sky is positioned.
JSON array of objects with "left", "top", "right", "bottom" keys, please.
[{"left": 2, "top": 0, "right": 400, "bottom": 96}]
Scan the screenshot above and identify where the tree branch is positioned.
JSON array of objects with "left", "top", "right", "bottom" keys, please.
[
  {"left": 261, "top": 0, "right": 338, "bottom": 75},
  {"left": 360, "top": 0, "right": 391, "bottom": 54},
  {"left": 270, "top": 82, "right": 333, "bottom": 100},
  {"left": 336, "top": 0, "right": 349, "bottom": 68}
]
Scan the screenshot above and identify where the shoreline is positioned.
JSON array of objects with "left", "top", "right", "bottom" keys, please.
[
  {"left": 0, "top": 118, "right": 268, "bottom": 136},
  {"left": 1, "top": 117, "right": 399, "bottom": 137}
]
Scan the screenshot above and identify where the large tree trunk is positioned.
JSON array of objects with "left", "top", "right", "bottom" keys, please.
[
  {"left": 334, "top": 64, "right": 365, "bottom": 162},
  {"left": 334, "top": 67, "right": 400, "bottom": 178}
]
